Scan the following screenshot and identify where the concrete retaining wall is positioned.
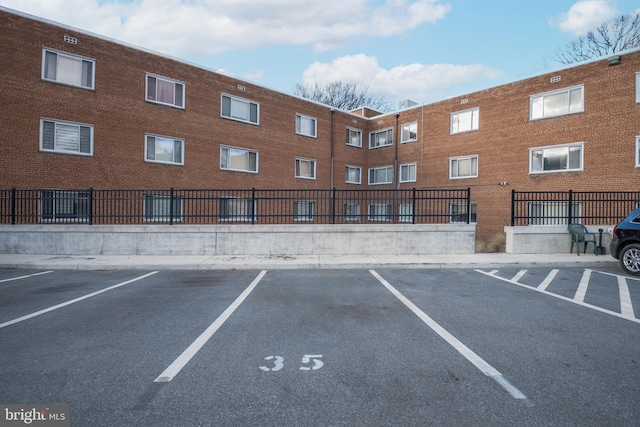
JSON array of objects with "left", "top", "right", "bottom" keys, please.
[
  {"left": 0, "top": 224, "right": 476, "bottom": 256},
  {"left": 505, "top": 225, "right": 613, "bottom": 254}
]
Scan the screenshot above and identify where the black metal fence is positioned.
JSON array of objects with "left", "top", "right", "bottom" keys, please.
[
  {"left": 511, "top": 190, "right": 640, "bottom": 226},
  {"left": 0, "top": 188, "right": 472, "bottom": 225}
]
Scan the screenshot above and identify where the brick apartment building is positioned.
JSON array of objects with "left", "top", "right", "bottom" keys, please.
[{"left": 1, "top": 7, "right": 639, "bottom": 241}]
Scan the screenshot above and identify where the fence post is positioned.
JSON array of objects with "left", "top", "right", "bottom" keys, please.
[
  {"left": 331, "top": 188, "right": 336, "bottom": 224},
  {"left": 10, "top": 188, "right": 16, "bottom": 225},
  {"left": 88, "top": 188, "right": 93, "bottom": 225},
  {"left": 412, "top": 188, "right": 416, "bottom": 224},
  {"left": 510, "top": 189, "right": 516, "bottom": 226},
  {"left": 169, "top": 187, "right": 174, "bottom": 226},
  {"left": 466, "top": 188, "right": 471, "bottom": 224},
  {"left": 567, "top": 190, "right": 573, "bottom": 224},
  {"left": 393, "top": 188, "right": 398, "bottom": 224},
  {"left": 251, "top": 188, "right": 256, "bottom": 224}
]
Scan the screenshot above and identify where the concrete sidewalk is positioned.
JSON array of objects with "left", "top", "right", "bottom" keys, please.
[{"left": 0, "top": 252, "right": 619, "bottom": 270}]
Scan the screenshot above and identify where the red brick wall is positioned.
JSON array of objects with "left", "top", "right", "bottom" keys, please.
[
  {"left": 1, "top": 9, "right": 639, "bottom": 239},
  {"left": 394, "top": 53, "right": 640, "bottom": 238},
  {"left": 0, "top": 10, "right": 340, "bottom": 191}
]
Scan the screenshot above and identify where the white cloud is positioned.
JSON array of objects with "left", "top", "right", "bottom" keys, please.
[
  {"left": 301, "top": 54, "right": 504, "bottom": 104},
  {"left": 548, "top": 0, "right": 618, "bottom": 36},
  {"left": 0, "top": 0, "right": 451, "bottom": 56},
  {"left": 244, "top": 69, "right": 266, "bottom": 81}
]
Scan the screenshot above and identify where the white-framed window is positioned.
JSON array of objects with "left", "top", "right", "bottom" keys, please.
[
  {"left": 450, "top": 155, "right": 478, "bottom": 179},
  {"left": 636, "top": 72, "right": 640, "bottom": 103},
  {"left": 450, "top": 107, "right": 479, "bottom": 134},
  {"left": 369, "top": 128, "right": 393, "bottom": 149},
  {"left": 146, "top": 74, "right": 184, "bottom": 108},
  {"left": 347, "top": 127, "right": 363, "bottom": 147},
  {"left": 145, "top": 134, "right": 184, "bottom": 165},
  {"left": 529, "top": 201, "right": 582, "bottom": 225},
  {"left": 401, "top": 122, "right": 417, "bottom": 143},
  {"left": 40, "top": 190, "right": 90, "bottom": 222},
  {"left": 221, "top": 94, "right": 259, "bottom": 124},
  {"left": 296, "top": 114, "right": 317, "bottom": 137},
  {"left": 530, "top": 85, "right": 584, "bottom": 120},
  {"left": 636, "top": 136, "right": 640, "bottom": 167},
  {"left": 399, "top": 204, "right": 413, "bottom": 223},
  {"left": 42, "top": 48, "right": 94, "bottom": 89},
  {"left": 529, "top": 142, "right": 583, "bottom": 174},
  {"left": 220, "top": 198, "right": 255, "bottom": 222},
  {"left": 40, "top": 118, "right": 93, "bottom": 156},
  {"left": 368, "top": 204, "right": 391, "bottom": 222},
  {"left": 295, "top": 158, "right": 316, "bottom": 179},
  {"left": 143, "top": 194, "right": 183, "bottom": 222},
  {"left": 450, "top": 202, "right": 477, "bottom": 224},
  {"left": 344, "top": 203, "right": 361, "bottom": 222},
  {"left": 368, "top": 166, "right": 393, "bottom": 185},
  {"left": 220, "top": 146, "right": 258, "bottom": 173},
  {"left": 399, "top": 163, "right": 416, "bottom": 183},
  {"left": 345, "top": 166, "right": 362, "bottom": 184},
  {"left": 294, "top": 200, "right": 314, "bottom": 221}
]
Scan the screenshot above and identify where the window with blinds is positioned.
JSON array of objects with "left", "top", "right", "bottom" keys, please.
[{"left": 40, "top": 119, "right": 93, "bottom": 156}]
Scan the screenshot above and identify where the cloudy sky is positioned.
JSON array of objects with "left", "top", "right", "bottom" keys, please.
[{"left": 1, "top": 0, "right": 638, "bottom": 107}]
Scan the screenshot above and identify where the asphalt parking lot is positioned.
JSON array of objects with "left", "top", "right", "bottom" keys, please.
[{"left": 1, "top": 267, "right": 639, "bottom": 426}]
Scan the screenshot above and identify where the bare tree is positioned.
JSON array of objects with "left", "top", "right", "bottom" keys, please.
[
  {"left": 293, "top": 81, "right": 393, "bottom": 112},
  {"left": 554, "top": 13, "right": 640, "bottom": 64}
]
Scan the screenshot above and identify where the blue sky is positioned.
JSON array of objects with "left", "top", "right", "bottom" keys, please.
[{"left": 2, "top": 0, "right": 639, "bottom": 108}]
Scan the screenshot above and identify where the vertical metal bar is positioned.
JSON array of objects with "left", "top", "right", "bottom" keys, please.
[
  {"left": 567, "top": 189, "right": 573, "bottom": 224},
  {"left": 251, "top": 188, "right": 256, "bottom": 224},
  {"left": 88, "top": 188, "right": 93, "bottom": 225},
  {"left": 11, "top": 188, "right": 16, "bottom": 225},
  {"left": 169, "top": 187, "right": 174, "bottom": 225},
  {"left": 393, "top": 188, "right": 398, "bottom": 224},
  {"left": 412, "top": 188, "right": 416, "bottom": 224},
  {"left": 331, "top": 188, "right": 336, "bottom": 224},
  {"left": 466, "top": 188, "right": 471, "bottom": 224},
  {"left": 510, "top": 189, "right": 516, "bottom": 226}
]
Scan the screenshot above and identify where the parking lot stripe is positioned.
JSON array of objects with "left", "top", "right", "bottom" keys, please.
[
  {"left": 154, "top": 270, "right": 268, "bottom": 383},
  {"left": 593, "top": 270, "right": 640, "bottom": 281},
  {"left": 476, "top": 269, "right": 640, "bottom": 324},
  {"left": 618, "top": 276, "right": 635, "bottom": 319},
  {"left": 370, "top": 270, "right": 529, "bottom": 402},
  {"left": 0, "top": 271, "right": 158, "bottom": 329},
  {"left": 511, "top": 270, "right": 527, "bottom": 283},
  {"left": 537, "top": 269, "right": 559, "bottom": 291},
  {"left": 574, "top": 269, "right": 591, "bottom": 303},
  {"left": 0, "top": 270, "right": 53, "bottom": 283}
]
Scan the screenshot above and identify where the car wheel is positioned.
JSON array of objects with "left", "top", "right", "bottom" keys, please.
[{"left": 620, "top": 243, "right": 640, "bottom": 276}]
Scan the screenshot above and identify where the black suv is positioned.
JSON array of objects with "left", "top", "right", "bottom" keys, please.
[{"left": 610, "top": 208, "right": 640, "bottom": 275}]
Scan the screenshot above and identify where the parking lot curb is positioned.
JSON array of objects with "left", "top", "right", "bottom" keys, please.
[{"left": 0, "top": 253, "right": 620, "bottom": 271}]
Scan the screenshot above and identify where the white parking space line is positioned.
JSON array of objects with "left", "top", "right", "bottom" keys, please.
[
  {"left": 595, "top": 270, "right": 640, "bottom": 281},
  {"left": 0, "top": 270, "right": 53, "bottom": 283},
  {"left": 154, "top": 270, "right": 268, "bottom": 383},
  {"left": 618, "top": 276, "right": 635, "bottom": 320},
  {"left": 574, "top": 269, "right": 592, "bottom": 303},
  {"left": 537, "top": 269, "right": 559, "bottom": 291},
  {"left": 0, "top": 271, "right": 158, "bottom": 329},
  {"left": 370, "top": 270, "right": 529, "bottom": 403},
  {"left": 511, "top": 270, "right": 527, "bottom": 283},
  {"left": 476, "top": 269, "right": 640, "bottom": 324}
]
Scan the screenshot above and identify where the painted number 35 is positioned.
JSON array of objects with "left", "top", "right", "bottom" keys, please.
[{"left": 260, "top": 355, "right": 323, "bottom": 372}]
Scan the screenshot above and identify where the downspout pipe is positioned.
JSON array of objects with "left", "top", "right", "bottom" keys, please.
[
  {"left": 394, "top": 113, "right": 400, "bottom": 190},
  {"left": 330, "top": 109, "right": 335, "bottom": 189},
  {"left": 394, "top": 113, "right": 400, "bottom": 223}
]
